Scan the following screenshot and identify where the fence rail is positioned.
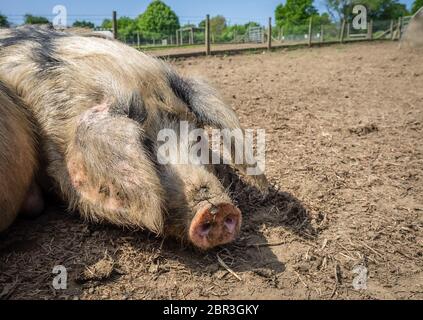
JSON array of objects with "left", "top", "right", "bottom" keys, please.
[
  {"left": 2, "top": 12, "right": 413, "bottom": 56},
  {"left": 112, "top": 14, "right": 412, "bottom": 55}
]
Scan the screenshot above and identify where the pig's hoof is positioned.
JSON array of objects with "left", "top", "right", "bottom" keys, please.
[{"left": 189, "top": 203, "right": 242, "bottom": 250}]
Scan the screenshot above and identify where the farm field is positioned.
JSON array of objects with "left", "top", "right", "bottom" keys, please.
[{"left": 0, "top": 41, "right": 422, "bottom": 300}]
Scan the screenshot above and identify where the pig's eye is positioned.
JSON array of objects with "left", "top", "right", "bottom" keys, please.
[
  {"left": 197, "top": 186, "right": 209, "bottom": 196},
  {"left": 193, "top": 185, "right": 210, "bottom": 202}
]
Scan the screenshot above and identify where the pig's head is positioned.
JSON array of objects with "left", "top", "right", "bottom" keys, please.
[
  {"left": 154, "top": 118, "right": 242, "bottom": 250},
  {"left": 159, "top": 162, "right": 242, "bottom": 250}
]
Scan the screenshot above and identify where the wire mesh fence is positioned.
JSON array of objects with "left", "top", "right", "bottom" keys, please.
[{"left": 1, "top": 13, "right": 413, "bottom": 53}]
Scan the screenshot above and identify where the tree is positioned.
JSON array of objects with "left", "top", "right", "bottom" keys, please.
[
  {"left": 275, "top": 3, "right": 287, "bottom": 27},
  {"left": 324, "top": 0, "right": 350, "bottom": 21},
  {"left": 275, "top": 0, "right": 318, "bottom": 30},
  {"left": 137, "top": 0, "right": 180, "bottom": 39},
  {"left": 325, "top": 0, "right": 409, "bottom": 21},
  {"left": 116, "top": 16, "right": 138, "bottom": 40},
  {"left": 100, "top": 17, "right": 138, "bottom": 41},
  {"left": 0, "top": 13, "right": 9, "bottom": 27},
  {"left": 371, "top": 0, "right": 408, "bottom": 20},
  {"left": 72, "top": 20, "right": 95, "bottom": 29},
  {"left": 199, "top": 15, "right": 227, "bottom": 42},
  {"left": 412, "top": 0, "right": 423, "bottom": 14},
  {"left": 101, "top": 19, "right": 112, "bottom": 29},
  {"left": 313, "top": 12, "right": 332, "bottom": 25},
  {"left": 24, "top": 14, "right": 49, "bottom": 25},
  {"left": 244, "top": 21, "right": 260, "bottom": 29},
  {"left": 209, "top": 15, "right": 227, "bottom": 37}
]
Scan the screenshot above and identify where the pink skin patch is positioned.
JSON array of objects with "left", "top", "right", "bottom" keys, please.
[
  {"left": 77, "top": 102, "right": 110, "bottom": 126},
  {"left": 68, "top": 159, "right": 124, "bottom": 211},
  {"left": 67, "top": 152, "right": 124, "bottom": 211},
  {"left": 189, "top": 202, "right": 242, "bottom": 250}
]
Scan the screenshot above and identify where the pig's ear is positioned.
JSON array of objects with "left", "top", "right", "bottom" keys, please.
[
  {"left": 165, "top": 69, "right": 241, "bottom": 130},
  {"left": 165, "top": 68, "right": 270, "bottom": 192}
]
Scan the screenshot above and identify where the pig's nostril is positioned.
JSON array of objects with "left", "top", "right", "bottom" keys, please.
[
  {"left": 199, "top": 222, "right": 212, "bottom": 237},
  {"left": 224, "top": 217, "right": 237, "bottom": 233}
]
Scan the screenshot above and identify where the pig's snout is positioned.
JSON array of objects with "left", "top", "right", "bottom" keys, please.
[{"left": 189, "top": 202, "right": 242, "bottom": 250}]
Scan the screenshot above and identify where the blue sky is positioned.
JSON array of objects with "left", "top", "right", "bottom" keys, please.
[{"left": 0, "top": 0, "right": 415, "bottom": 26}]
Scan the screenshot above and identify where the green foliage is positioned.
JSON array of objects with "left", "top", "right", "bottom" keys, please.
[
  {"left": 209, "top": 15, "right": 227, "bottom": 36},
  {"left": 324, "top": 0, "right": 350, "bottom": 21},
  {"left": 245, "top": 21, "right": 261, "bottom": 28},
  {"left": 137, "top": 0, "right": 180, "bottom": 38},
  {"left": 220, "top": 22, "right": 261, "bottom": 42},
  {"left": 314, "top": 12, "right": 332, "bottom": 25},
  {"left": 275, "top": 0, "right": 318, "bottom": 31},
  {"left": 72, "top": 20, "right": 95, "bottom": 29},
  {"left": 0, "top": 13, "right": 9, "bottom": 27},
  {"left": 117, "top": 16, "right": 138, "bottom": 40},
  {"left": 412, "top": 0, "right": 423, "bottom": 14},
  {"left": 101, "top": 18, "right": 112, "bottom": 29},
  {"left": 100, "top": 17, "right": 138, "bottom": 41},
  {"left": 358, "top": 0, "right": 408, "bottom": 20},
  {"left": 99, "top": 1, "right": 180, "bottom": 42},
  {"left": 198, "top": 15, "right": 229, "bottom": 42},
  {"left": 199, "top": 15, "right": 227, "bottom": 34},
  {"left": 198, "top": 19, "right": 260, "bottom": 43},
  {"left": 325, "top": 0, "right": 409, "bottom": 21},
  {"left": 24, "top": 14, "right": 49, "bottom": 25}
]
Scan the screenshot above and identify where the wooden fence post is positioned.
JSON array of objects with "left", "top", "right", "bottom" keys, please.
[
  {"left": 396, "top": 17, "right": 402, "bottom": 40},
  {"left": 390, "top": 19, "right": 394, "bottom": 40},
  {"left": 268, "top": 17, "right": 272, "bottom": 50},
  {"left": 137, "top": 31, "right": 140, "bottom": 47},
  {"left": 205, "top": 14, "right": 211, "bottom": 55},
  {"left": 320, "top": 24, "right": 324, "bottom": 43},
  {"left": 112, "top": 11, "right": 117, "bottom": 39},
  {"left": 340, "top": 19, "right": 346, "bottom": 43},
  {"left": 308, "top": 16, "right": 313, "bottom": 47},
  {"left": 346, "top": 23, "right": 350, "bottom": 39},
  {"left": 368, "top": 20, "right": 373, "bottom": 40},
  {"left": 190, "top": 28, "right": 194, "bottom": 45},
  {"left": 176, "top": 30, "right": 179, "bottom": 45}
]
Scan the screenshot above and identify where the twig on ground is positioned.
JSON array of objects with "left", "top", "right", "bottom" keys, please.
[
  {"left": 330, "top": 263, "right": 340, "bottom": 298},
  {"left": 247, "top": 241, "right": 285, "bottom": 248},
  {"left": 217, "top": 253, "right": 242, "bottom": 281}
]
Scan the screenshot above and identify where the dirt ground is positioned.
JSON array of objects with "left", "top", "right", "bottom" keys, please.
[
  {"left": 144, "top": 41, "right": 299, "bottom": 57},
  {"left": 144, "top": 42, "right": 270, "bottom": 57},
  {"left": 1, "top": 41, "right": 422, "bottom": 300}
]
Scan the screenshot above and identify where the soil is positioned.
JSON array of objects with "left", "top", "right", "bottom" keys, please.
[{"left": 1, "top": 41, "right": 422, "bottom": 300}]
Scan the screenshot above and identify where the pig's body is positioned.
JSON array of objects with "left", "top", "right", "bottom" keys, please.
[{"left": 0, "top": 26, "right": 265, "bottom": 249}]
